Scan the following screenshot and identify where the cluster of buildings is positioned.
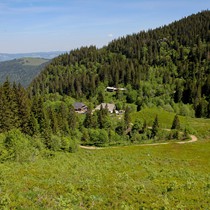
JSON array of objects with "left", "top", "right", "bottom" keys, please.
[
  {"left": 73, "top": 102, "right": 118, "bottom": 114},
  {"left": 72, "top": 86, "right": 126, "bottom": 114}
]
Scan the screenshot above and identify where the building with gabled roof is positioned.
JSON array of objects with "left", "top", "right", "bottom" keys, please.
[
  {"left": 94, "top": 103, "right": 116, "bottom": 113},
  {"left": 73, "top": 102, "right": 87, "bottom": 114}
]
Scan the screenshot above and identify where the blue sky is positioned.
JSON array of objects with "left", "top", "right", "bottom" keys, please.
[{"left": 0, "top": 0, "right": 209, "bottom": 53}]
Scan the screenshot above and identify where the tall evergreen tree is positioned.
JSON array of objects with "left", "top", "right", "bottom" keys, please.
[
  {"left": 14, "top": 83, "right": 31, "bottom": 134},
  {"left": 83, "top": 109, "right": 93, "bottom": 128},
  {"left": 151, "top": 115, "right": 159, "bottom": 138},
  {"left": 124, "top": 106, "right": 131, "bottom": 129},
  {"left": 171, "top": 115, "right": 181, "bottom": 130},
  {"left": 0, "top": 79, "right": 18, "bottom": 132}
]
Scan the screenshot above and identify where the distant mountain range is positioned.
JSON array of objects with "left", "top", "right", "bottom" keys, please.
[
  {"left": 0, "top": 51, "right": 65, "bottom": 62},
  {"left": 0, "top": 57, "right": 50, "bottom": 87}
]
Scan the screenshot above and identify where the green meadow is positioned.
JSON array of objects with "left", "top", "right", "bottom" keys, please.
[
  {"left": 131, "top": 107, "right": 210, "bottom": 138},
  {"left": 0, "top": 140, "right": 210, "bottom": 209}
]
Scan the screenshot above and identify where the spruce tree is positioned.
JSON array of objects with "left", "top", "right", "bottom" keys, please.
[
  {"left": 68, "top": 105, "right": 77, "bottom": 130},
  {"left": 48, "top": 107, "right": 59, "bottom": 134},
  {"left": 124, "top": 106, "right": 131, "bottom": 129},
  {"left": 151, "top": 115, "right": 159, "bottom": 138},
  {"left": 28, "top": 113, "right": 39, "bottom": 136},
  {"left": 0, "top": 79, "right": 18, "bottom": 132},
  {"left": 171, "top": 115, "right": 180, "bottom": 130},
  {"left": 14, "top": 83, "right": 31, "bottom": 134},
  {"left": 83, "top": 109, "right": 93, "bottom": 128}
]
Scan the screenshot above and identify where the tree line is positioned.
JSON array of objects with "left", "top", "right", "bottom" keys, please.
[{"left": 0, "top": 79, "right": 78, "bottom": 155}]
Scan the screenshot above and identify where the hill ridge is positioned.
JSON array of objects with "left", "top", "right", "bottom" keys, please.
[
  {"left": 29, "top": 10, "right": 210, "bottom": 118},
  {"left": 0, "top": 57, "right": 50, "bottom": 87}
]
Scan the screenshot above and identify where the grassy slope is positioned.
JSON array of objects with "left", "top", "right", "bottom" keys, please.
[
  {"left": 0, "top": 141, "right": 210, "bottom": 209},
  {"left": 21, "top": 57, "right": 49, "bottom": 66},
  {"left": 131, "top": 107, "right": 210, "bottom": 139}
]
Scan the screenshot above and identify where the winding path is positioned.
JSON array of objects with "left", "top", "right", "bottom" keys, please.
[{"left": 80, "top": 132, "right": 198, "bottom": 150}]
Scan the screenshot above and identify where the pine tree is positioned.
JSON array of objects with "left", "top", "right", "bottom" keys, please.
[
  {"left": 48, "top": 107, "right": 59, "bottom": 134},
  {"left": 124, "top": 106, "right": 131, "bottom": 129},
  {"left": 97, "top": 91, "right": 104, "bottom": 103},
  {"left": 14, "top": 83, "right": 31, "bottom": 134},
  {"left": 97, "top": 109, "right": 103, "bottom": 129},
  {"left": 171, "top": 115, "right": 180, "bottom": 130},
  {"left": 58, "top": 102, "right": 69, "bottom": 134},
  {"left": 0, "top": 79, "right": 18, "bottom": 132},
  {"left": 151, "top": 115, "right": 159, "bottom": 138},
  {"left": 83, "top": 109, "right": 93, "bottom": 128},
  {"left": 68, "top": 105, "right": 77, "bottom": 130}
]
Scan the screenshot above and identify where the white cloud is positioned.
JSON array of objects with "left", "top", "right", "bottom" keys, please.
[{"left": 108, "top": 33, "right": 113, "bottom": 37}]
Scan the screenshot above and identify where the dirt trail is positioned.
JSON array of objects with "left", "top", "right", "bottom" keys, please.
[
  {"left": 177, "top": 134, "right": 197, "bottom": 144},
  {"left": 80, "top": 132, "right": 198, "bottom": 150},
  {"left": 80, "top": 145, "right": 102, "bottom": 150}
]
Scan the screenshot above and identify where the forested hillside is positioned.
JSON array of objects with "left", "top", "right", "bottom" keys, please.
[
  {"left": 0, "top": 58, "right": 49, "bottom": 87},
  {"left": 29, "top": 10, "right": 210, "bottom": 118},
  {"left": 1, "top": 11, "right": 210, "bottom": 163}
]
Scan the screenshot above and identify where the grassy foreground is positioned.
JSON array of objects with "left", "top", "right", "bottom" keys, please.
[{"left": 0, "top": 140, "right": 210, "bottom": 209}]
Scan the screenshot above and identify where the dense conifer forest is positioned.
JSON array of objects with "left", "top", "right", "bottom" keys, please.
[
  {"left": 29, "top": 11, "right": 210, "bottom": 118},
  {"left": 0, "top": 11, "right": 210, "bottom": 161}
]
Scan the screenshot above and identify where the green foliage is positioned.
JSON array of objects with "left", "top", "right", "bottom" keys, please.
[
  {"left": 1, "top": 129, "right": 34, "bottom": 162},
  {"left": 126, "top": 89, "right": 137, "bottom": 103},
  {"left": 0, "top": 58, "right": 49, "bottom": 87},
  {"left": 0, "top": 141, "right": 209, "bottom": 209},
  {"left": 88, "top": 129, "right": 109, "bottom": 146},
  {"left": 49, "top": 135, "right": 62, "bottom": 151},
  {"left": 171, "top": 114, "right": 181, "bottom": 130},
  {"left": 151, "top": 115, "right": 159, "bottom": 138},
  {"left": 1, "top": 11, "right": 210, "bottom": 208},
  {"left": 124, "top": 106, "right": 131, "bottom": 129},
  {"left": 1, "top": 12, "right": 210, "bottom": 155},
  {"left": 28, "top": 11, "right": 210, "bottom": 118}
]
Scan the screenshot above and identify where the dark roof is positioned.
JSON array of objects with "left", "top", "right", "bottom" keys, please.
[{"left": 73, "top": 102, "right": 86, "bottom": 109}]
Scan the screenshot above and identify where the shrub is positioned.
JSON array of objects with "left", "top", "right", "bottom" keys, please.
[
  {"left": 69, "top": 138, "right": 78, "bottom": 153},
  {"left": 131, "top": 133, "right": 143, "bottom": 143},
  {"left": 88, "top": 129, "right": 109, "bottom": 146},
  {"left": 50, "top": 135, "right": 62, "bottom": 151},
  {"left": 3, "top": 129, "right": 33, "bottom": 162},
  {"left": 162, "top": 104, "right": 174, "bottom": 113},
  {"left": 59, "top": 136, "right": 78, "bottom": 153},
  {"left": 60, "top": 136, "right": 70, "bottom": 151},
  {"left": 109, "top": 130, "right": 122, "bottom": 143}
]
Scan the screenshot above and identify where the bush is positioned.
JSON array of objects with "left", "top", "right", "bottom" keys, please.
[
  {"left": 131, "top": 133, "right": 143, "bottom": 143},
  {"left": 3, "top": 129, "right": 34, "bottom": 162},
  {"left": 168, "top": 130, "right": 180, "bottom": 140},
  {"left": 60, "top": 136, "right": 70, "bottom": 151},
  {"left": 109, "top": 130, "right": 123, "bottom": 143},
  {"left": 50, "top": 135, "right": 62, "bottom": 151},
  {"left": 69, "top": 138, "right": 78, "bottom": 153},
  {"left": 172, "top": 103, "right": 195, "bottom": 117},
  {"left": 162, "top": 104, "right": 174, "bottom": 113},
  {"left": 59, "top": 136, "right": 78, "bottom": 153},
  {"left": 88, "top": 129, "right": 109, "bottom": 146}
]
